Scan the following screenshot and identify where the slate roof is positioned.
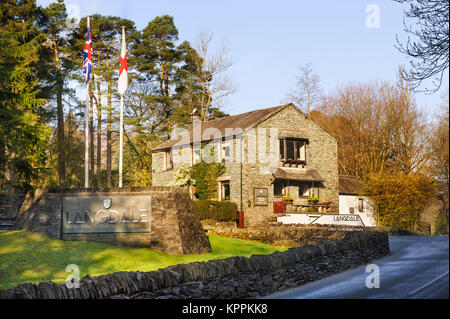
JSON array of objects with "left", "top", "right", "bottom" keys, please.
[
  {"left": 153, "top": 103, "right": 298, "bottom": 151},
  {"left": 272, "top": 167, "right": 324, "bottom": 182},
  {"left": 338, "top": 176, "right": 364, "bottom": 195}
]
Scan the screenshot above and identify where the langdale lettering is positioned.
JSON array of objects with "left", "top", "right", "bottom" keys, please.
[{"left": 66, "top": 209, "right": 148, "bottom": 224}]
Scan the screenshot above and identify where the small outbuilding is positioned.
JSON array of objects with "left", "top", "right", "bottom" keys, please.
[{"left": 338, "top": 175, "right": 377, "bottom": 227}]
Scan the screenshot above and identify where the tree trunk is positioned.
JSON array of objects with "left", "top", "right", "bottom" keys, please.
[
  {"left": 96, "top": 74, "right": 102, "bottom": 187},
  {"left": 53, "top": 35, "right": 65, "bottom": 188},
  {"left": 4, "top": 147, "right": 15, "bottom": 195},
  {"left": 56, "top": 75, "right": 65, "bottom": 188}
]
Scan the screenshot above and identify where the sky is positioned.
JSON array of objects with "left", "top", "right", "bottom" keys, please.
[{"left": 37, "top": 0, "right": 449, "bottom": 118}]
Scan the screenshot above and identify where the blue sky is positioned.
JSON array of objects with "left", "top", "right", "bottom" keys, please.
[{"left": 38, "top": 0, "right": 448, "bottom": 118}]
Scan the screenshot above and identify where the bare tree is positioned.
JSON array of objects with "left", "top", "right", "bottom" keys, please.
[
  {"left": 191, "top": 31, "right": 236, "bottom": 121},
  {"left": 285, "top": 63, "right": 322, "bottom": 114},
  {"left": 430, "top": 88, "right": 449, "bottom": 191},
  {"left": 395, "top": 0, "right": 449, "bottom": 92},
  {"left": 313, "top": 77, "right": 431, "bottom": 178}
]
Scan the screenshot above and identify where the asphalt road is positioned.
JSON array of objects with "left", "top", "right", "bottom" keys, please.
[{"left": 264, "top": 235, "right": 449, "bottom": 299}]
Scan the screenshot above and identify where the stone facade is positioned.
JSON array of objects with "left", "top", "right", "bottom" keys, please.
[
  {"left": 0, "top": 231, "right": 389, "bottom": 299},
  {"left": 152, "top": 104, "right": 339, "bottom": 227},
  {"left": 14, "top": 187, "right": 212, "bottom": 255}
]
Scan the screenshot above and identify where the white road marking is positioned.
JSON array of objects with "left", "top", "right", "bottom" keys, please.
[{"left": 408, "top": 271, "right": 449, "bottom": 296}]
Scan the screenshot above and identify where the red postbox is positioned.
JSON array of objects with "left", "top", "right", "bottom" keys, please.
[{"left": 237, "top": 210, "right": 244, "bottom": 228}]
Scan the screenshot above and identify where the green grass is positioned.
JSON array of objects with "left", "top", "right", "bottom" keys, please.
[{"left": 0, "top": 230, "right": 288, "bottom": 290}]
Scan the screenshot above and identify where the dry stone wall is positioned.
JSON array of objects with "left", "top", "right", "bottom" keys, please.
[{"left": 0, "top": 231, "right": 389, "bottom": 299}]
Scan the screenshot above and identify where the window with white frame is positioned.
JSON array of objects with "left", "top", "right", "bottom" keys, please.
[
  {"left": 192, "top": 146, "right": 201, "bottom": 165},
  {"left": 220, "top": 141, "right": 231, "bottom": 163},
  {"left": 164, "top": 150, "right": 173, "bottom": 171},
  {"left": 358, "top": 198, "right": 364, "bottom": 212},
  {"left": 298, "top": 182, "right": 310, "bottom": 197},
  {"left": 274, "top": 181, "right": 285, "bottom": 197},
  {"left": 220, "top": 180, "right": 231, "bottom": 200}
]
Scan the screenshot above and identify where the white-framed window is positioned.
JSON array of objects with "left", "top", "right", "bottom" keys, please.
[
  {"left": 274, "top": 181, "right": 285, "bottom": 197},
  {"left": 358, "top": 198, "right": 364, "bottom": 212},
  {"left": 298, "top": 182, "right": 310, "bottom": 197},
  {"left": 192, "top": 146, "right": 201, "bottom": 165},
  {"left": 220, "top": 141, "right": 231, "bottom": 163},
  {"left": 219, "top": 180, "right": 231, "bottom": 201},
  {"left": 164, "top": 150, "right": 173, "bottom": 171}
]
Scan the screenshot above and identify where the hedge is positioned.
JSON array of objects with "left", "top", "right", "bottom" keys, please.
[{"left": 193, "top": 200, "right": 238, "bottom": 222}]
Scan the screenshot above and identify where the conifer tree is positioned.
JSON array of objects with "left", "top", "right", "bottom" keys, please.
[{"left": 0, "top": 0, "right": 50, "bottom": 192}]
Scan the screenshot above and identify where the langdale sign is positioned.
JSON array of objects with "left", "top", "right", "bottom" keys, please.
[{"left": 63, "top": 195, "right": 152, "bottom": 234}]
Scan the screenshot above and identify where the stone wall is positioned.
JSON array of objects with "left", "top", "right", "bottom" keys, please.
[
  {"left": 0, "top": 231, "right": 389, "bottom": 299},
  {"left": 0, "top": 194, "right": 26, "bottom": 209},
  {"left": 0, "top": 194, "right": 26, "bottom": 229},
  {"left": 15, "top": 190, "right": 63, "bottom": 239},
  {"left": 201, "top": 219, "right": 363, "bottom": 246},
  {"left": 13, "top": 187, "right": 212, "bottom": 255}
]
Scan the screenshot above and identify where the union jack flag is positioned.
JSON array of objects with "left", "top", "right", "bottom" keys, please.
[{"left": 83, "top": 17, "right": 93, "bottom": 84}]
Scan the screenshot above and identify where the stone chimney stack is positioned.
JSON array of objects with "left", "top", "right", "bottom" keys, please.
[{"left": 191, "top": 108, "right": 201, "bottom": 123}]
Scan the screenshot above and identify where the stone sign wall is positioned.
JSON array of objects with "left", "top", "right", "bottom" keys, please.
[
  {"left": 63, "top": 195, "right": 151, "bottom": 234},
  {"left": 14, "top": 187, "right": 212, "bottom": 255}
]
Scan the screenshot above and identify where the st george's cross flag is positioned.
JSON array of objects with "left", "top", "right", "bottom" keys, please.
[
  {"left": 83, "top": 17, "right": 93, "bottom": 84},
  {"left": 118, "top": 27, "right": 128, "bottom": 95}
]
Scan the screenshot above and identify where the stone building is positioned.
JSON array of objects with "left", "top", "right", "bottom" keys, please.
[{"left": 152, "top": 103, "right": 339, "bottom": 226}]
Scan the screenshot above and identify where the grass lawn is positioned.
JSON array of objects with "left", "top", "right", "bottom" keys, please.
[{"left": 0, "top": 230, "right": 288, "bottom": 290}]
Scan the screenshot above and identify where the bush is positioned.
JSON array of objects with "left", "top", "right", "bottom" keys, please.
[
  {"left": 364, "top": 171, "right": 436, "bottom": 230},
  {"left": 190, "top": 162, "right": 226, "bottom": 200},
  {"left": 434, "top": 211, "right": 449, "bottom": 235},
  {"left": 193, "top": 200, "right": 238, "bottom": 222}
]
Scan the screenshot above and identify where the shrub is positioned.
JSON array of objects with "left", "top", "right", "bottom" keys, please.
[
  {"left": 434, "top": 211, "right": 449, "bottom": 235},
  {"left": 364, "top": 171, "right": 436, "bottom": 230},
  {"left": 193, "top": 200, "right": 238, "bottom": 222},
  {"left": 190, "top": 162, "right": 226, "bottom": 200}
]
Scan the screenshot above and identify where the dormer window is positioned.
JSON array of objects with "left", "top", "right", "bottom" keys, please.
[{"left": 279, "top": 138, "right": 307, "bottom": 167}]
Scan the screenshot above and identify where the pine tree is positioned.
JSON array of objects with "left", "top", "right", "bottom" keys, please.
[
  {"left": 0, "top": 0, "right": 51, "bottom": 192},
  {"left": 38, "top": 0, "right": 76, "bottom": 188},
  {"left": 134, "top": 15, "right": 181, "bottom": 137}
]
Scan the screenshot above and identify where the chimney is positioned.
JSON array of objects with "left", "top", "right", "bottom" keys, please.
[{"left": 191, "top": 108, "right": 201, "bottom": 123}]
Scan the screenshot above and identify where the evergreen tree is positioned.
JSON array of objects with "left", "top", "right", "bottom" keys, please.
[
  {"left": 133, "top": 15, "right": 181, "bottom": 137},
  {"left": 38, "top": 0, "right": 76, "bottom": 187},
  {"left": 0, "top": 0, "right": 51, "bottom": 192}
]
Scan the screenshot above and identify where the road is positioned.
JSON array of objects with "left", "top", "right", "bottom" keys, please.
[{"left": 264, "top": 236, "right": 449, "bottom": 299}]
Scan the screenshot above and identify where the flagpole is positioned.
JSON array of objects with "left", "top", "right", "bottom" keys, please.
[
  {"left": 84, "top": 15, "right": 91, "bottom": 189},
  {"left": 119, "top": 93, "right": 124, "bottom": 188},
  {"left": 118, "top": 26, "right": 127, "bottom": 188},
  {"left": 85, "top": 78, "right": 89, "bottom": 188}
]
